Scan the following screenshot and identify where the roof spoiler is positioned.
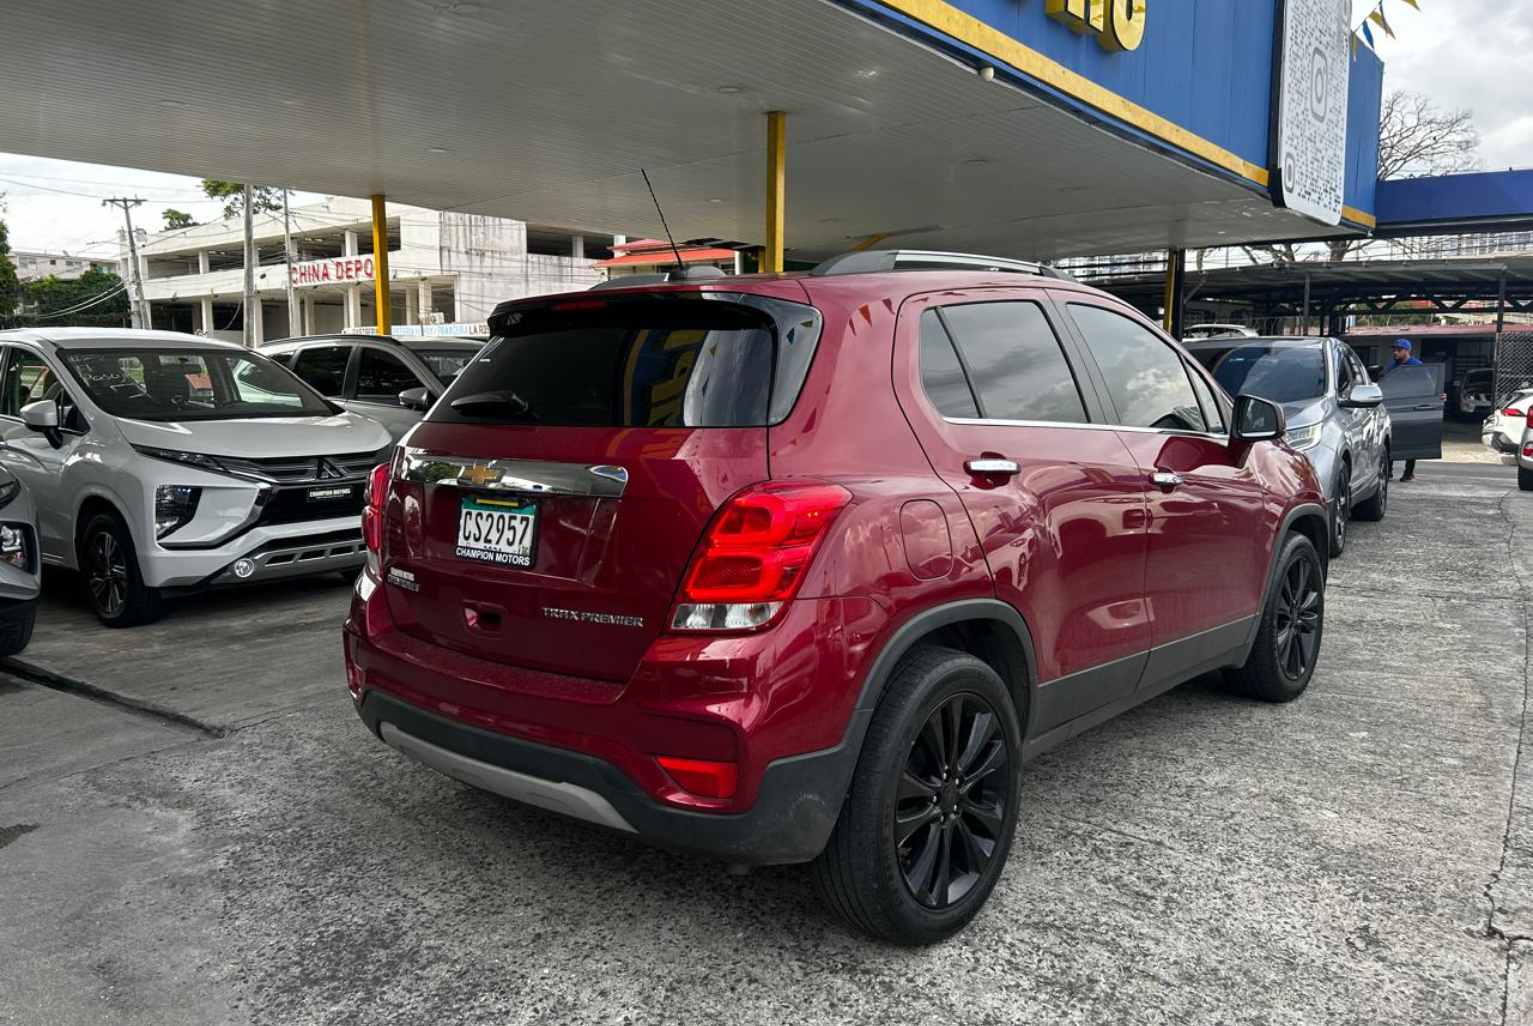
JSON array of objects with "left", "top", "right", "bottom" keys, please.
[
  {"left": 809, "top": 249, "right": 1073, "bottom": 281},
  {"left": 589, "top": 265, "right": 728, "bottom": 291}
]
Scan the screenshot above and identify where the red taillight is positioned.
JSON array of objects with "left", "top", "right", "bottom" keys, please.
[
  {"left": 1526, "top": 409, "right": 1533, "bottom": 429},
  {"left": 1524, "top": 443, "right": 1533, "bottom": 458},
  {"left": 1505, "top": 407, "right": 1523, "bottom": 419},
  {"left": 680, "top": 482, "right": 850, "bottom": 603},
  {"left": 656, "top": 756, "right": 738, "bottom": 799},
  {"left": 363, "top": 462, "right": 389, "bottom": 553}
]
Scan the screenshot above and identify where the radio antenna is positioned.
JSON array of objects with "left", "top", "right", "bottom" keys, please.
[{"left": 640, "top": 168, "right": 687, "bottom": 273}]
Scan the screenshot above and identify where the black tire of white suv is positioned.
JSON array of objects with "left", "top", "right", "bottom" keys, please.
[{"left": 79, "top": 513, "right": 165, "bottom": 628}]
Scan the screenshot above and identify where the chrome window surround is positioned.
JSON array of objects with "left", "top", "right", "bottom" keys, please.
[{"left": 399, "top": 449, "right": 629, "bottom": 497}]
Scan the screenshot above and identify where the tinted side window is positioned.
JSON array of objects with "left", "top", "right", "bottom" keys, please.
[
  {"left": 918, "top": 310, "right": 979, "bottom": 418},
  {"left": 938, "top": 302, "right": 1087, "bottom": 423},
  {"left": 1186, "top": 366, "right": 1224, "bottom": 433},
  {"left": 291, "top": 345, "right": 351, "bottom": 396},
  {"left": 3, "top": 349, "right": 81, "bottom": 429},
  {"left": 1347, "top": 350, "right": 1371, "bottom": 386},
  {"left": 356, "top": 348, "right": 420, "bottom": 403},
  {"left": 1068, "top": 304, "right": 1203, "bottom": 432},
  {"left": 1335, "top": 347, "right": 1354, "bottom": 396}
]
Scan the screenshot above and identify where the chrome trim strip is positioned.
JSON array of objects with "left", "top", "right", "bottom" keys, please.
[
  {"left": 400, "top": 449, "right": 629, "bottom": 497},
  {"left": 942, "top": 416, "right": 1228, "bottom": 441}
]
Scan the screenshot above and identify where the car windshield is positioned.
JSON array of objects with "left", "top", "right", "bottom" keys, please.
[
  {"left": 60, "top": 348, "right": 334, "bottom": 421},
  {"left": 415, "top": 347, "right": 478, "bottom": 386},
  {"left": 1192, "top": 344, "right": 1327, "bottom": 404}
]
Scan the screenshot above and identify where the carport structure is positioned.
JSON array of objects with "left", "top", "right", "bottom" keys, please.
[{"left": 1, "top": 0, "right": 1384, "bottom": 334}]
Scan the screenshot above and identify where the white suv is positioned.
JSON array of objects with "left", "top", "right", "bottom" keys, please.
[{"left": 0, "top": 328, "right": 391, "bottom": 626}]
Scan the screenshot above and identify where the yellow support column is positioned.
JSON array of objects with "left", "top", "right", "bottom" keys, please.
[
  {"left": 370, "top": 194, "right": 392, "bottom": 335},
  {"left": 1161, "top": 247, "right": 1184, "bottom": 337},
  {"left": 765, "top": 111, "right": 786, "bottom": 273}
]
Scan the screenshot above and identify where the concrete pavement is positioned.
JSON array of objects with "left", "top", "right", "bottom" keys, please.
[{"left": 1, "top": 460, "right": 1531, "bottom": 1026}]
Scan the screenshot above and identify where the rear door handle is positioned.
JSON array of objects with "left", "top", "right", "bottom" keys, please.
[
  {"left": 1411, "top": 403, "right": 1438, "bottom": 410},
  {"left": 965, "top": 458, "right": 1020, "bottom": 476},
  {"left": 1151, "top": 471, "right": 1183, "bottom": 489}
]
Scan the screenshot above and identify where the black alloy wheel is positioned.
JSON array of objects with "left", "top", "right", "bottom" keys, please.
[
  {"left": 1273, "top": 553, "right": 1322, "bottom": 681},
  {"left": 1329, "top": 462, "right": 1350, "bottom": 557},
  {"left": 895, "top": 692, "right": 1011, "bottom": 910},
  {"left": 86, "top": 528, "right": 128, "bottom": 618}
]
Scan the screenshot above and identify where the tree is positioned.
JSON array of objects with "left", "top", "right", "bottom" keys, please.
[
  {"left": 24, "top": 268, "right": 131, "bottom": 326},
  {"left": 0, "top": 201, "right": 20, "bottom": 322},
  {"left": 200, "top": 180, "right": 281, "bottom": 220},
  {"left": 162, "top": 208, "right": 198, "bottom": 230}
]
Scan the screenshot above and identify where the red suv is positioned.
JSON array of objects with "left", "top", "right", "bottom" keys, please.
[{"left": 344, "top": 250, "right": 1328, "bottom": 944}]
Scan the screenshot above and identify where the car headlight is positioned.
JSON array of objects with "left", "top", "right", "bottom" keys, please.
[
  {"left": 155, "top": 484, "right": 202, "bottom": 539},
  {"left": 0, "top": 524, "right": 30, "bottom": 570},
  {"left": 0, "top": 478, "right": 20, "bottom": 511},
  {"left": 132, "top": 444, "right": 230, "bottom": 475},
  {"left": 1285, "top": 423, "right": 1323, "bottom": 451}
]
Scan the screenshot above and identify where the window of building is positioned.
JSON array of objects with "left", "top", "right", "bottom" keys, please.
[
  {"left": 355, "top": 348, "right": 420, "bottom": 403},
  {"left": 1068, "top": 304, "right": 1205, "bottom": 432},
  {"left": 290, "top": 345, "right": 352, "bottom": 397},
  {"left": 937, "top": 301, "right": 1087, "bottom": 424}
]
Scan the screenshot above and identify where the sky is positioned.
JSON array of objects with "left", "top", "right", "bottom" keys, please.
[{"left": 1, "top": 0, "right": 1529, "bottom": 254}]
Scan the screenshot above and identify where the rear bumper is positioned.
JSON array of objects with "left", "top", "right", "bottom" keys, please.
[{"left": 354, "top": 689, "right": 856, "bottom": 864}]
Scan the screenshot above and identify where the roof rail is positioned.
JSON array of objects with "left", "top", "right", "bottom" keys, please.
[{"left": 809, "top": 249, "right": 1071, "bottom": 280}]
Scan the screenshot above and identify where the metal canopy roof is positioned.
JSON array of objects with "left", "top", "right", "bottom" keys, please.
[
  {"left": 0, "top": 0, "right": 1351, "bottom": 261},
  {"left": 1094, "top": 256, "right": 1533, "bottom": 320}
]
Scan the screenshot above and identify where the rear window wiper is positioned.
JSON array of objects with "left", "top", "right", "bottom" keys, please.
[{"left": 449, "top": 390, "right": 539, "bottom": 419}]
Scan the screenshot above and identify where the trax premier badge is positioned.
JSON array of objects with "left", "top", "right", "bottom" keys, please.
[
  {"left": 386, "top": 567, "right": 420, "bottom": 592},
  {"left": 542, "top": 606, "right": 645, "bottom": 628}
]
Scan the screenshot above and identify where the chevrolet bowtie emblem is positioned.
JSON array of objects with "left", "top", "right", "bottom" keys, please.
[{"left": 461, "top": 464, "right": 502, "bottom": 487}]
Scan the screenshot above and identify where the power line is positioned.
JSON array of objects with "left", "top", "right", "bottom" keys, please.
[{"left": 101, "top": 197, "right": 152, "bottom": 328}]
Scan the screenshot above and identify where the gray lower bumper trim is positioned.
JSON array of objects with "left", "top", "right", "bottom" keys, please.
[
  {"left": 381, "top": 723, "right": 637, "bottom": 833},
  {"left": 205, "top": 533, "right": 365, "bottom": 586}
]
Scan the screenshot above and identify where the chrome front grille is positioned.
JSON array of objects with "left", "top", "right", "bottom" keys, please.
[{"left": 220, "top": 450, "right": 385, "bottom": 484}]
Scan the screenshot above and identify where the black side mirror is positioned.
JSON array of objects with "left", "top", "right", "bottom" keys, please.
[
  {"left": 1232, "top": 394, "right": 1285, "bottom": 442},
  {"left": 20, "top": 399, "right": 62, "bottom": 448},
  {"left": 398, "top": 386, "right": 434, "bottom": 411}
]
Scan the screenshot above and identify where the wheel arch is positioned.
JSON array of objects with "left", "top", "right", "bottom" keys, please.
[
  {"left": 1238, "top": 502, "right": 1328, "bottom": 661},
  {"left": 73, "top": 491, "right": 132, "bottom": 567}
]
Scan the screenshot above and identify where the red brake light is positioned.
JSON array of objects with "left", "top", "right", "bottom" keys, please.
[
  {"left": 1526, "top": 409, "right": 1533, "bottom": 429},
  {"left": 656, "top": 756, "right": 738, "bottom": 799},
  {"left": 1505, "top": 407, "right": 1523, "bottom": 418},
  {"left": 680, "top": 482, "right": 851, "bottom": 604},
  {"left": 550, "top": 298, "right": 607, "bottom": 312},
  {"left": 363, "top": 462, "right": 389, "bottom": 553}
]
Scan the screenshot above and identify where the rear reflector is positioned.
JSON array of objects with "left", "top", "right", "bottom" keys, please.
[
  {"left": 1524, "top": 443, "right": 1533, "bottom": 458},
  {"left": 363, "top": 463, "right": 389, "bottom": 554},
  {"left": 656, "top": 756, "right": 738, "bottom": 799}
]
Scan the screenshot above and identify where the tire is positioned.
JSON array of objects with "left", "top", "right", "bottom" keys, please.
[
  {"left": 1353, "top": 451, "right": 1389, "bottom": 522},
  {"left": 810, "top": 645, "right": 1022, "bottom": 945},
  {"left": 1225, "top": 532, "right": 1324, "bottom": 703},
  {"left": 1327, "top": 460, "right": 1351, "bottom": 558},
  {"left": 1521, "top": 467, "right": 1533, "bottom": 493},
  {"left": 0, "top": 602, "right": 36, "bottom": 656},
  {"left": 78, "top": 513, "right": 164, "bottom": 628}
]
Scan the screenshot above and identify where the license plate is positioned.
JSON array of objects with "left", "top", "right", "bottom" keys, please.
[{"left": 456, "top": 495, "right": 538, "bottom": 568}]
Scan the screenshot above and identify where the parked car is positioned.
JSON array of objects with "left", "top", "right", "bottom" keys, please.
[
  {"left": 0, "top": 466, "right": 42, "bottom": 656},
  {"left": 343, "top": 249, "right": 1329, "bottom": 945},
  {"left": 0, "top": 328, "right": 392, "bottom": 627},
  {"left": 263, "top": 334, "right": 485, "bottom": 440},
  {"left": 1483, "top": 388, "right": 1533, "bottom": 458},
  {"left": 1455, "top": 368, "right": 1496, "bottom": 422},
  {"left": 1184, "top": 336, "right": 1388, "bottom": 558}
]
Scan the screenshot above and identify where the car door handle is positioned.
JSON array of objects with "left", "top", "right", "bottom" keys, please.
[
  {"left": 965, "top": 458, "right": 1020, "bottom": 476},
  {"left": 1150, "top": 471, "right": 1183, "bottom": 489},
  {"left": 1411, "top": 403, "right": 1438, "bottom": 410}
]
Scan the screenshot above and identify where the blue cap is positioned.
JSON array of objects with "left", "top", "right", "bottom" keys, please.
[{"left": 1393, "top": 338, "right": 1412, "bottom": 352}]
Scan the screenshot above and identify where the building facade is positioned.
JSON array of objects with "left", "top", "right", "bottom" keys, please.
[
  {"left": 11, "top": 249, "right": 113, "bottom": 283},
  {"left": 122, "top": 197, "right": 611, "bottom": 342}
]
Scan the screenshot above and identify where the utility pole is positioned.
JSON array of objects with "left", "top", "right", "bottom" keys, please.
[
  {"left": 282, "top": 189, "right": 301, "bottom": 338},
  {"left": 242, "top": 184, "right": 256, "bottom": 347},
  {"left": 102, "top": 197, "right": 150, "bottom": 329}
]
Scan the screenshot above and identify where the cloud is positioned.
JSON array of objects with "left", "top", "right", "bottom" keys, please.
[{"left": 1357, "top": 0, "right": 1533, "bottom": 170}]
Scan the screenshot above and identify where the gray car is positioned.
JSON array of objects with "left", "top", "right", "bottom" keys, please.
[
  {"left": 1186, "top": 336, "right": 1389, "bottom": 558},
  {"left": 0, "top": 465, "right": 42, "bottom": 655},
  {"left": 262, "top": 334, "right": 485, "bottom": 441}
]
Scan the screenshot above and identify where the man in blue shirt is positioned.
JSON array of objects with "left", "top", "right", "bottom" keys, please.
[{"left": 1384, "top": 339, "right": 1425, "bottom": 481}]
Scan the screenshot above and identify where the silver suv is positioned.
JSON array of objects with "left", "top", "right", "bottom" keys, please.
[
  {"left": 1185, "top": 336, "right": 1388, "bottom": 558},
  {"left": 262, "top": 334, "right": 485, "bottom": 440},
  {"left": 0, "top": 329, "right": 392, "bottom": 626}
]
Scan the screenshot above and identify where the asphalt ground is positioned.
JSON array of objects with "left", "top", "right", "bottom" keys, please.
[{"left": 1, "top": 459, "right": 1531, "bottom": 1026}]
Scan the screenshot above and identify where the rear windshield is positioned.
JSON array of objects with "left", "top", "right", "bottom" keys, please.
[
  {"left": 1191, "top": 343, "right": 1327, "bottom": 405},
  {"left": 429, "top": 294, "right": 822, "bottom": 427}
]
